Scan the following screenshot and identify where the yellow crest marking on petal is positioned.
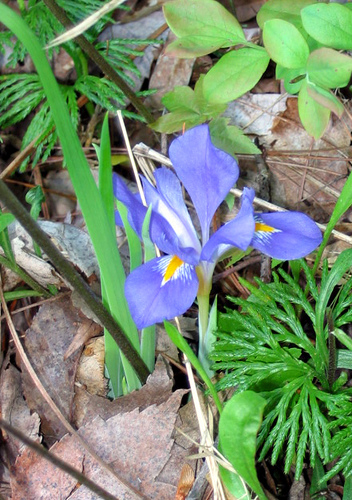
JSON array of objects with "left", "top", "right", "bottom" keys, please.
[
  {"left": 162, "top": 255, "right": 184, "bottom": 285},
  {"left": 255, "top": 222, "right": 276, "bottom": 233}
]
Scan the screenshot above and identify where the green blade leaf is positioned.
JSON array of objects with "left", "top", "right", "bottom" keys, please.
[
  {"left": 298, "top": 80, "right": 330, "bottom": 139},
  {"left": 263, "top": 19, "right": 309, "bottom": 69},
  {"left": 203, "top": 47, "right": 270, "bottom": 103},
  {"left": 164, "top": 0, "right": 246, "bottom": 57},
  {"left": 301, "top": 3, "right": 352, "bottom": 50},
  {"left": 307, "top": 48, "right": 352, "bottom": 89},
  {"left": 219, "top": 391, "right": 267, "bottom": 500},
  {"left": 0, "top": 3, "right": 146, "bottom": 389}
]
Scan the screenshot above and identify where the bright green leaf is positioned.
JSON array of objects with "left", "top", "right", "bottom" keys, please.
[
  {"left": 306, "top": 83, "right": 344, "bottom": 118},
  {"left": 150, "top": 77, "right": 227, "bottom": 133},
  {"left": 307, "top": 48, "right": 352, "bottom": 89},
  {"left": 209, "top": 117, "right": 261, "bottom": 156},
  {"left": 301, "top": 3, "right": 352, "bottom": 50},
  {"left": 276, "top": 65, "right": 305, "bottom": 94},
  {"left": 150, "top": 110, "right": 205, "bottom": 134},
  {"left": 203, "top": 47, "right": 270, "bottom": 103},
  {"left": 298, "top": 80, "right": 330, "bottom": 139},
  {"left": 263, "top": 19, "right": 309, "bottom": 69},
  {"left": 0, "top": 213, "right": 15, "bottom": 233},
  {"left": 164, "top": 0, "right": 246, "bottom": 57},
  {"left": 219, "top": 391, "right": 267, "bottom": 500},
  {"left": 162, "top": 86, "right": 199, "bottom": 112},
  {"left": 257, "top": 0, "right": 315, "bottom": 30}
]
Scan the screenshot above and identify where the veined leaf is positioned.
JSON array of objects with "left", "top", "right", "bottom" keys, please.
[
  {"left": 298, "top": 80, "right": 330, "bottom": 139},
  {"left": 164, "top": 0, "right": 246, "bottom": 58},
  {"left": 203, "top": 47, "right": 270, "bottom": 103},
  {"left": 209, "top": 117, "right": 260, "bottom": 156},
  {"left": 263, "top": 19, "right": 309, "bottom": 69},
  {"left": 307, "top": 48, "right": 352, "bottom": 89},
  {"left": 219, "top": 391, "right": 267, "bottom": 500},
  {"left": 301, "top": 3, "right": 352, "bottom": 50},
  {"left": 306, "top": 83, "right": 344, "bottom": 118},
  {"left": 257, "top": 0, "right": 315, "bottom": 30}
]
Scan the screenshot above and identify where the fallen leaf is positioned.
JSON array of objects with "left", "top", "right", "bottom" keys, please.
[
  {"left": 146, "top": 31, "right": 195, "bottom": 109},
  {"left": 12, "top": 387, "right": 188, "bottom": 499},
  {"left": 0, "top": 362, "right": 40, "bottom": 464},
  {"left": 21, "top": 295, "right": 82, "bottom": 443}
]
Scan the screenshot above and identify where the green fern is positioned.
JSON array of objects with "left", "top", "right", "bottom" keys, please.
[{"left": 211, "top": 253, "right": 352, "bottom": 480}]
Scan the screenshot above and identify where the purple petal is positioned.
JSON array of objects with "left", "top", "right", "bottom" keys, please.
[
  {"left": 142, "top": 168, "right": 201, "bottom": 252},
  {"left": 113, "top": 173, "right": 199, "bottom": 264},
  {"left": 251, "top": 212, "right": 322, "bottom": 260},
  {"left": 125, "top": 255, "right": 199, "bottom": 328},
  {"left": 113, "top": 173, "right": 146, "bottom": 237},
  {"left": 169, "top": 124, "right": 239, "bottom": 242},
  {"left": 201, "top": 188, "right": 255, "bottom": 262}
]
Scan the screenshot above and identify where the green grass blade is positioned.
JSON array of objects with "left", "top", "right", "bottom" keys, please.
[
  {"left": 0, "top": 4, "right": 147, "bottom": 388},
  {"left": 98, "top": 113, "right": 140, "bottom": 394}
]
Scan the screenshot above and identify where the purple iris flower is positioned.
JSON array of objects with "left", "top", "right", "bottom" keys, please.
[{"left": 113, "top": 124, "right": 322, "bottom": 329}]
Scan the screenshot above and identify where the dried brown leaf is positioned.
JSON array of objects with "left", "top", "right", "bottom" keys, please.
[
  {"left": 21, "top": 295, "right": 82, "bottom": 442},
  {"left": 12, "top": 388, "right": 188, "bottom": 499}
]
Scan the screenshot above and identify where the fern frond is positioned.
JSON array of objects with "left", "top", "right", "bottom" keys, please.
[
  {"left": 75, "top": 75, "right": 126, "bottom": 110},
  {"left": 0, "top": 31, "right": 13, "bottom": 55},
  {"left": 0, "top": 74, "right": 45, "bottom": 127}
]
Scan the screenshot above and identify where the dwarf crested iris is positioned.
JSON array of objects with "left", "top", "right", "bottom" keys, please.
[{"left": 113, "top": 124, "right": 322, "bottom": 371}]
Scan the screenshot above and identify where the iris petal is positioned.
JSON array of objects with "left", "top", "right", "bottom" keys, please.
[
  {"left": 113, "top": 173, "right": 199, "bottom": 264},
  {"left": 142, "top": 168, "right": 200, "bottom": 252},
  {"left": 125, "top": 255, "right": 199, "bottom": 329},
  {"left": 251, "top": 211, "right": 322, "bottom": 260},
  {"left": 169, "top": 124, "right": 239, "bottom": 242},
  {"left": 201, "top": 188, "right": 255, "bottom": 262}
]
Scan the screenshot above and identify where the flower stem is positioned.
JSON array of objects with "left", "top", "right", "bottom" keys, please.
[{"left": 197, "top": 292, "right": 213, "bottom": 377}]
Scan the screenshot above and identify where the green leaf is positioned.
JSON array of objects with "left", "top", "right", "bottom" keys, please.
[
  {"left": 343, "top": 475, "right": 352, "bottom": 500},
  {"left": 150, "top": 110, "right": 206, "bottom": 134},
  {"left": 306, "top": 83, "right": 344, "bottom": 118},
  {"left": 307, "top": 48, "right": 352, "bottom": 89},
  {"left": 0, "top": 4, "right": 144, "bottom": 391},
  {"left": 150, "top": 77, "right": 226, "bottom": 134},
  {"left": 263, "top": 19, "right": 309, "bottom": 69},
  {"left": 257, "top": 0, "right": 315, "bottom": 30},
  {"left": 0, "top": 213, "right": 15, "bottom": 233},
  {"left": 164, "top": 0, "right": 246, "bottom": 58},
  {"left": 301, "top": 3, "right": 352, "bottom": 50},
  {"left": 162, "top": 86, "right": 198, "bottom": 112},
  {"left": 219, "top": 391, "right": 267, "bottom": 500},
  {"left": 334, "top": 329, "right": 352, "bottom": 352},
  {"left": 276, "top": 65, "right": 305, "bottom": 94},
  {"left": 203, "top": 47, "right": 270, "bottom": 103},
  {"left": 298, "top": 80, "right": 330, "bottom": 139},
  {"left": 209, "top": 117, "right": 261, "bottom": 156}
]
